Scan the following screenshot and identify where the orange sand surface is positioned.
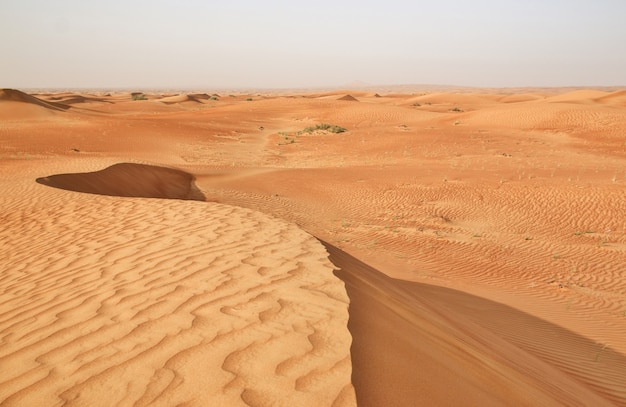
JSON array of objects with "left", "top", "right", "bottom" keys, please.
[{"left": 1, "top": 87, "right": 625, "bottom": 406}]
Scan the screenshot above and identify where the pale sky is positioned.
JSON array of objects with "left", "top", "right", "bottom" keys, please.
[{"left": 2, "top": 0, "right": 625, "bottom": 89}]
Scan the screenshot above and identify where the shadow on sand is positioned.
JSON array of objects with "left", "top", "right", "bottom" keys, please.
[
  {"left": 36, "top": 163, "right": 206, "bottom": 201},
  {"left": 320, "top": 239, "right": 626, "bottom": 407}
]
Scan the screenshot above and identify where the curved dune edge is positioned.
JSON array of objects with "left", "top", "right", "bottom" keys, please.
[
  {"left": 0, "top": 174, "right": 356, "bottom": 406},
  {"left": 36, "top": 163, "right": 206, "bottom": 201},
  {"left": 322, "top": 241, "right": 626, "bottom": 406},
  {"left": 0, "top": 89, "right": 71, "bottom": 120},
  {"left": 0, "top": 88, "right": 69, "bottom": 111}
]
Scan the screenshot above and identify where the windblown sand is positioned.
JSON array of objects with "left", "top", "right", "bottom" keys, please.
[{"left": 1, "top": 87, "right": 625, "bottom": 406}]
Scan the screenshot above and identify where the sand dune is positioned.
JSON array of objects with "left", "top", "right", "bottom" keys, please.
[
  {"left": 337, "top": 95, "right": 359, "bottom": 102},
  {"left": 409, "top": 92, "right": 497, "bottom": 106},
  {"left": 595, "top": 90, "right": 626, "bottom": 106},
  {"left": 306, "top": 90, "right": 371, "bottom": 99},
  {"left": 157, "top": 95, "right": 203, "bottom": 104},
  {"left": 0, "top": 163, "right": 354, "bottom": 406},
  {"left": 187, "top": 93, "right": 212, "bottom": 100},
  {"left": 462, "top": 100, "right": 625, "bottom": 137},
  {"left": 1, "top": 87, "right": 626, "bottom": 405},
  {"left": 0, "top": 89, "right": 69, "bottom": 111},
  {"left": 0, "top": 89, "right": 69, "bottom": 120},
  {"left": 42, "top": 94, "right": 113, "bottom": 105},
  {"left": 496, "top": 93, "right": 546, "bottom": 103},
  {"left": 544, "top": 89, "right": 611, "bottom": 104},
  {"left": 324, "top": 241, "right": 624, "bottom": 406}
]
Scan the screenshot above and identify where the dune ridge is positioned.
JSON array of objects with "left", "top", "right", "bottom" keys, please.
[
  {"left": 337, "top": 95, "right": 359, "bottom": 102},
  {"left": 157, "top": 95, "right": 202, "bottom": 104},
  {"left": 0, "top": 89, "right": 71, "bottom": 120},
  {"left": 0, "top": 89, "right": 69, "bottom": 111}
]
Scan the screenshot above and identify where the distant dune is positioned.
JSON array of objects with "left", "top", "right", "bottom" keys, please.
[
  {"left": 0, "top": 88, "right": 69, "bottom": 119},
  {"left": 337, "top": 94, "right": 359, "bottom": 102},
  {"left": 0, "top": 88, "right": 69, "bottom": 110},
  {"left": 157, "top": 94, "right": 200, "bottom": 104},
  {"left": 595, "top": 89, "right": 626, "bottom": 106}
]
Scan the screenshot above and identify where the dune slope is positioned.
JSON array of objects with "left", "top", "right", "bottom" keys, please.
[
  {"left": 0, "top": 89, "right": 69, "bottom": 111},
  {"left": 0, "top": 166, "right": 355, "bottom": 406},
  {"left": 324, "top": 241, "right": 625, "bottom": 406}
]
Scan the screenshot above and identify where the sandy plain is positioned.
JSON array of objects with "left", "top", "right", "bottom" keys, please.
[{"left": 1, "top": 86, "right": 625, "bottom": 406}]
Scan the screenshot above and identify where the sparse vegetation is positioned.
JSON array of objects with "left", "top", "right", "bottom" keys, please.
[
  {"left": 449, "top": 107, "right": 464, "bottom": 112},
  {"left": 298, "top": 123, "right": 347, "bottom": 135},
  {"left": 132, "top": 93, "right": 148, "bottom": 101},
  {"left": 277, "top": 131, "right": 296, "bottom": 145},
  {"left": 246, "top": 98, "right": 253, "bottom": 101},
  {"left": 276, "top": 123, "right": 347, "bottom": 146}
]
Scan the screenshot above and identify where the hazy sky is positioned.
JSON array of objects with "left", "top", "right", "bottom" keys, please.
[{"left": 2, "top": 0, "right": 625, "bottom": 89}]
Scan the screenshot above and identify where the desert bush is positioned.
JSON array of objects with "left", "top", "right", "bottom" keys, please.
[
  {"left": 132, "top": 93, "right": 148, "bottom": 101},
  {"left": 299, "top": 123, "right": 347, "bottom": 134}
]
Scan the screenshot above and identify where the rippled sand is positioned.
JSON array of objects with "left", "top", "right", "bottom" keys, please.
[{"left": 1, "top": 87, "right": 625, "bottom": 406}]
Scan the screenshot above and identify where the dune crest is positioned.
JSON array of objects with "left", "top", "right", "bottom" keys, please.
[
  {"left": 157, "top": 94, "right": 202, "bottom": 104},
  {"left": 0, "top": 88, "right": 71, "bottom": 120},
  {"left": 0, "top": 88, "right": 69, "bottom": 111},
  {"left": 337, "top": 94, "right": 359, "bottom": 102}
]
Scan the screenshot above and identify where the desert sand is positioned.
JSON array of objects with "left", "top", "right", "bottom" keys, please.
[{"left": 1, "top": 86, "right": 625, "bottom": 406}]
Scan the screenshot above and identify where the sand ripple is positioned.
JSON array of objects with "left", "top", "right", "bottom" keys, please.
[{"left": 0, "top": 171, "right": 354, "bottom": 406}]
